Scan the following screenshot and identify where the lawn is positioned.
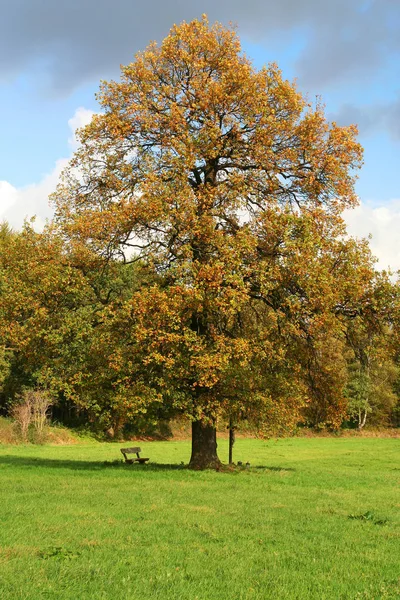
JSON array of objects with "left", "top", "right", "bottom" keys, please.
[{"left": 0, "top": 437, "right": 399, "bottom": 599}]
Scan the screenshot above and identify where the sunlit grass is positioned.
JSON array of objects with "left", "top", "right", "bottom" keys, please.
[{"left": 0, "top": 437, "right": 399, "bottom": 599}]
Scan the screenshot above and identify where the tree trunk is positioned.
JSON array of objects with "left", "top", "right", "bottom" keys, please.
[
  {"left": 358, "top": 409, "right": 368, "bottom": 430},
  {"left": 189, "top": 420, "right": 221, "bottom": 470}
]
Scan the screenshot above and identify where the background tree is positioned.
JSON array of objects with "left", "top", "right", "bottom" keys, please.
[
  {"left": 343, "top": 272, "right": 398, "bottom": 429},
  {"left": 345, "top": 329, "right": 398, "bottom": 430},
  {"left": 53, "top": 17, "right": 368, "bottom": 468},
  {"left": 0, "top": 223, "right": 92, "bottom": 411},
  {"left": 0, "top": 221, "right": 155, "bottom": 433}
]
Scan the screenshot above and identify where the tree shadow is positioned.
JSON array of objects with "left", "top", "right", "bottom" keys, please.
[
  {"left": 0, "top": 455, "right": 186, "bottom": 472},
  {"left": 0, "top": 456, "right": 295, "bottom": 474}
]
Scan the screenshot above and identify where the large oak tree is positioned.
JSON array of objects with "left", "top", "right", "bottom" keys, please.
[{"left": 53, "top": 17, "right": 369, "bottom": 468}]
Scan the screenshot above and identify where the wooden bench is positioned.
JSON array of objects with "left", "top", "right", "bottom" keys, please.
[{"left": 120, "top": 447, "right": 149, "bottom": 464}]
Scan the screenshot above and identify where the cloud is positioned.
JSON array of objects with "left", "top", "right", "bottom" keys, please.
[
  {"left": 0, "top": 107, "right": 95, "bottom": 229},
  {"left": 67, "top": 107, "right": 97, "bottom": 150},
  {"left": 329, "top": 96, "right": 400, "bottom": 140},
  {"left": 294, "top": 0, "right": 399, "bottom": 89},
  {"left": 344, "top": 200, "right": 400, "bottom": 272},
  {"left": 0, "top": 182, "right": 18, "bottom": 215},
  {"left": 0, "top": 1, "right": 398, "bottom": 93},
  {"left": 0, "top": 159, "right": 67, "bottom": 230}
]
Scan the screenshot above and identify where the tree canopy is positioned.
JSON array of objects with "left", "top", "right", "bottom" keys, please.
[{"left": 31, "top": 17, "right": 394, "bottom": 466}]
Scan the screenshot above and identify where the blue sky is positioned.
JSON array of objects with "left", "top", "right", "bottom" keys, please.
[{"left": 0, "top": 0, "right": 399, "bottom": 269}]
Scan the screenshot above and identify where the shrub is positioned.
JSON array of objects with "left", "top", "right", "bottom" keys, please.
[{"left": 10, "top": 389, "right": 52, "bottom": 443}]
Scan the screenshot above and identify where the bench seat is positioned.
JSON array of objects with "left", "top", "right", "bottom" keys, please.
[{"left": 120, "top": 447, "right": 149, "bottom": 464}]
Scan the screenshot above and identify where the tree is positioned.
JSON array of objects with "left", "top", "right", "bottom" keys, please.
[
  {"left": 53, "top": 17, "right": 366, "bottom": 468},
  {"left": 344, "top": 274, "right": 399, "bottom": 429},
  {"left": 0, "top": 223, "right": 93, "bottom": 407},
  {"left": 0, "top": 221, "right": 145, "bottom": 430},
  {"left": 345, "top": 335, "right": 399, "bottom": 429}
]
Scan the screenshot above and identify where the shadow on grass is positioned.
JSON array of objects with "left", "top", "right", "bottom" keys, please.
[
  {"left": 0, "top": 455, "right": 296, "bottom": 474},
  {"left": 0, "top": 455, "right": 185, "bottom": 471}
]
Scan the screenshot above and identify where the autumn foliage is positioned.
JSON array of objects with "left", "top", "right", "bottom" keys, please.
[
  {"left": 49, "top": 17, "right": 389, "bottom": 468},
  {"left": 0, "top": 18, "right": 397, "bottom": 467}
]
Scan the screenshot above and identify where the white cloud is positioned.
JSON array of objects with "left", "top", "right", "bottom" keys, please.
[
  {"left": 0, "top": 158, "right": 68, "bottom": 230},
  {"left": 343, "top": 200, "right": 400, "bottom": 273},
  {"left": 0, "top": 107, "right": 95, "bottom": 230},
  {"left": 68, "top": 107, "right": 96, "bottom": 150},
  {"left": 0, "top": 181, "right": 18, "bottom": 214}
]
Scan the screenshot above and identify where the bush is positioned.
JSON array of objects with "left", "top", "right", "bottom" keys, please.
[
  {"left": 0, "top": 416, "right": 20, "bottom": 444},
  {"left": 10, "top": 389, "right": 52, "bottom": 443}
]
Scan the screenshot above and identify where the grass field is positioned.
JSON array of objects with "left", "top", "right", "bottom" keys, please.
[{"left": 0, "top": 437, "right": 399, "bottom": 599}]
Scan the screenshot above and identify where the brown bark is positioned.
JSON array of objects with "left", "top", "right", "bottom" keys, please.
[{"left": 189, "top": 420, "right": 221, "bottom": 470}]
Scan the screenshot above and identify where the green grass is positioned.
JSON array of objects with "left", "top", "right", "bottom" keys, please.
[{"left": 0, "top": 438, "right": 399, "bottom": 599}]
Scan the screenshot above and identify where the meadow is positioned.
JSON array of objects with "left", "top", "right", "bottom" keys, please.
[{"left": 0, "top": 437, "right": 399, "bottom": 599}]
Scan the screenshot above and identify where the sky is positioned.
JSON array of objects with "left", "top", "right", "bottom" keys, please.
[{"left": 0, "top": 0, "right": 399, "bottom": 270}]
